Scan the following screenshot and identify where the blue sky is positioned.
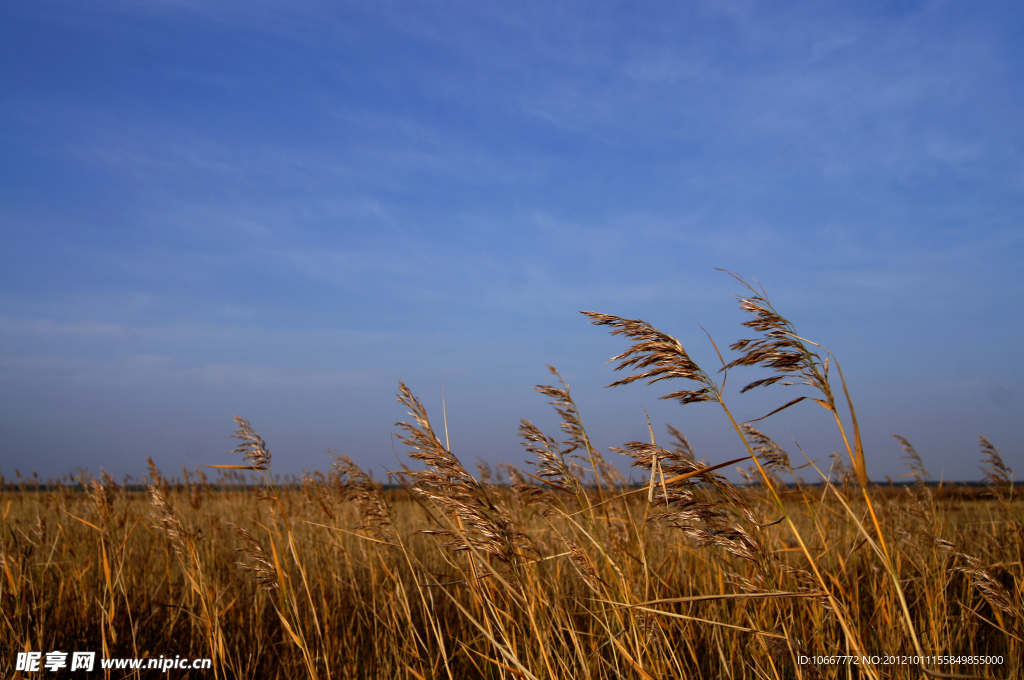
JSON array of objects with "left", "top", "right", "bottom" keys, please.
[{"left": 1, "top": 0, "right": 1021, "bottom": 484}]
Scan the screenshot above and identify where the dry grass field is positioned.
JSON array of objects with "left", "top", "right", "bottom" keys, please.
[{"left": 2, "top": 278, "right": 1020, "bottom": 679}]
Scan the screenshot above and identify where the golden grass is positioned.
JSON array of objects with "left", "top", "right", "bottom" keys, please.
[{"left": 1, "top": 277, "right": 1020, "bottom": 679}]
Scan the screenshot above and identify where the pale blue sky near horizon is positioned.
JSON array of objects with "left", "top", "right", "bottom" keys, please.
[{"left": 1, "top": 0, "right": 1021, "bottom": 484}]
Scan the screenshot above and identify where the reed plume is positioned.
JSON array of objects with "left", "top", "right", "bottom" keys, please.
[
  {"left": 720, "top": 272, "right": 829, "bottom": 397},
  {"left": 580, "top": 312, "right": 721, "bottom": 405},
  {"left": 533, "top": 365, "right": 621, "bottom": 489},
  {"left": 231, "top": 416, "right": 271, "bottom": 470},
  {"left": 518, "top": 419, "right": 582, "bottom": 495},
  {"left": 719, "top": 271, "right": 868, "bottom": 491},
  {"left": 149, "top": 484, "right": 200, "bottom": 558},
  {"left": 333, "top": 454, "right": 397, "bottom": 543},
  {"left": 980, "top": 435, "right": 1014, "bottom": 507},
  {"left": 665, "top": 423, "right": 695, "bottom": 462},
  {"left": 741, "top": 424, "right": 792, "bottom": 473},
  {"left": 229, "top": 523, "right": 280, "bottom": 590},
  {"left": 935, "top": 536, "right": 1019, "bottom": 620},
  {"left": 892, "top": 434, "right": 930, "bottom": 484},
  {"left": 613, "top": 440, "right": 768, "bottom": 580},
  {"left": 90, "top": 469, "right": 117, "bottom": 527},
  {"left": 395, "top": 382, "right": 530, "bottom": 577}
]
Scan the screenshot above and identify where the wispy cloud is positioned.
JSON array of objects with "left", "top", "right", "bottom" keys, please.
[{"left": 0, "top": 316, "right": 139, "bottom": 339}]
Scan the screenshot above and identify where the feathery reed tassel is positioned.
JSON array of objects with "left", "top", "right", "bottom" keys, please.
[
  {"left": 665, "top": 424, "right": 695, "bottom": 462},
  {"left": 580, "top": 312, "right": 720, "bottom": 405},
  {"left": 979, "top": 435, "right": 1012, "bottom": 491},
  {"left": 719, "top": 271, "right": 869, "bottom": 490},
  {"left": 721, "top": 275, "right": 831, "bottom": 398},
  {"left": 333, "top": 454, "right": 398, "bottom": 543},
  {"left": 892, "top": 434, "right": 929, "bottom": 483},
  {"left": 228, "top": 523, "right": 279, "bottom": 591},
  {"left": 741, "top": 425, "right": 792, "bottom": 473},
  {"left": 935, "top": 537, "right": 1018, "bottom": 618},
  {"left": 230, "top": 417, "right": 271, "bottom": 470},
  {"left": 561, "top": 538, "right": 601, "bottom": 588},
  {"left": 519, "top": 419, "right": 582, "bottom": 495},
  {"left": 149, "top": 485, "right": 199, "bottom": 558},
  {"left": 532, "top": 365, "right": 622, "bottom": 488},
  {"left": 395, "top": 382, "right": 531, "bottom": 577}
]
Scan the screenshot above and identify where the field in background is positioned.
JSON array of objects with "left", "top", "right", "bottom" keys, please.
[
  {"left": 2, "top": 279, "right": 1020, "bottom": 679},
  {"left": 1, "top": 460, "right": 1019, "bottom": 679}
]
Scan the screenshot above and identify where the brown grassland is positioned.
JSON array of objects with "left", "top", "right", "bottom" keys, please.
[{"left": 2, "top": 275, "right": 1020, "bottom": 679}]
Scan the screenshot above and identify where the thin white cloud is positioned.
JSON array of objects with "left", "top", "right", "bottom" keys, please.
[
  {"left": 0, "top": 351, "right": 378, "bottom": 391},
  {"left": 0, "top": 316, "right": 140, "bottom": 339}
]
